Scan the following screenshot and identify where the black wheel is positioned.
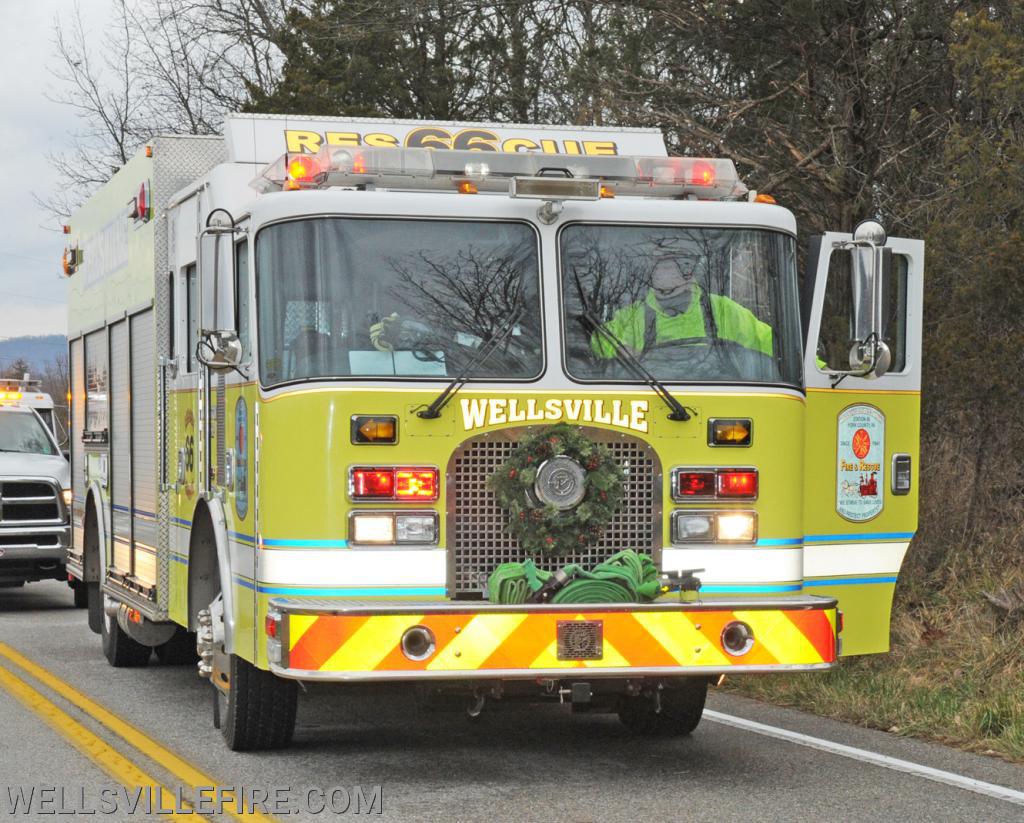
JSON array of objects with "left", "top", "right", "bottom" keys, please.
[
  {"left": 101, "top": 603, "right": 151, "bottom": 667},
  {"left": 154, "top": 628, "right": 198, "bottom": 665},
  {"left": 618, "top": 678, "right": 708, "bottom": 736},
  {"left": 218, "top": 653, "right": 298, "bottom": 751},
  {"left": 71, "top": 580, "right": 88, "bottom": 609}
]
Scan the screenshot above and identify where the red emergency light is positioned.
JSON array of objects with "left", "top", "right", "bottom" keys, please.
[
  {"left": 350, "top": 467, "right": 439, "bottom": 501},
  {"left": 672, "top": 467, "right": 758, "bottom": 501},
  {"left": 717, "top": 469, "right": 758, "bottom": 498},
  {"left": 677, "top": 471, "right": 716, "bottom": 497},
  {"left": 351, "top": 469, "right": 395, "bottom": 498}
]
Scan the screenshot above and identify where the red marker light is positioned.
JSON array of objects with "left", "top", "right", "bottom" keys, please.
[
  {"left": 352, "top": 468, "right": 395, "bottom": 498},
  {"left": 137, "top": 182, "right": 148, "bottom": 220},
  {"left": 718, "top": 470, "right": 758, "bottom": 498},
  {"left": 396, "top": 469, "right": 438, "bottom": 500},
  {"left": 677, "top": 471, "right": 716, "bottom": 497},
  {"left": 691, "top": 161, "right": 716, "bottom": 186},
  {"left": 265, "top": 614, "right": 278, "bottom": 638}
]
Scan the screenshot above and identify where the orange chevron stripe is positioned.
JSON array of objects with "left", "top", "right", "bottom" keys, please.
[
  {"left": 785, "top": 609, "right": 835, "bottom": 662},
  {"left": 284, "top": 606, "right": 836, "bottom": 673},
  {"left": 372, "top": 613, "right": 471, "bottom": 671},
  {"left": 692, "top": 610, "right": 781, "bottom": 667},
  {"left": 289, "top": 615, "right": 368, "bottom": 670},
  {"left": 478, "top": 613, "right": 557, "bottom": 670},
  {"left": 601, "top": 613, "right": 680, "bottom": 667}
]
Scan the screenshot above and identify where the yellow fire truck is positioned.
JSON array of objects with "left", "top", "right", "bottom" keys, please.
[{"left": 64, "top": 114, "right": 923, "bottom": 750}]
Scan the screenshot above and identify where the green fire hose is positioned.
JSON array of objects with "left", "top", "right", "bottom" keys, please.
[{"left": 488, "top": 550, "right": 663, "bottom": 605}]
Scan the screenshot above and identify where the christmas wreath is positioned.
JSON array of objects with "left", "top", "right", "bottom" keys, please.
[{"left": 488, "top": 424, "right": 625, "bottom": 555}]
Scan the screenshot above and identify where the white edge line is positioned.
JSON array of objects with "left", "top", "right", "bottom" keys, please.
[{"left": 704, "top": 710, "right": 1024, "bottom": 808}]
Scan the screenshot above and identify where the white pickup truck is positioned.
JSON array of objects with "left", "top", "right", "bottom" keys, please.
[{"left": 0, "top": 405, "right": 74, "bottom": 597}]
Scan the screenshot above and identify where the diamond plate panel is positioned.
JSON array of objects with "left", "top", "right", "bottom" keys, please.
[
  {"left": 152, "top": 135, "right": 227, "bottom": 618},
  {"left": 447, "top": 428, "right": 662, "bottom": 596}
]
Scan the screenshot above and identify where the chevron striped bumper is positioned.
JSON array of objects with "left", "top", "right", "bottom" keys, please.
[{"left": 266, "top": 596, "right": 839, "bottom": 681}]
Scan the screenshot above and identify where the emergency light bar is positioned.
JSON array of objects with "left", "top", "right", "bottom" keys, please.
[{"left": 252, "top": 147, "right": 747, "bottom": 200}]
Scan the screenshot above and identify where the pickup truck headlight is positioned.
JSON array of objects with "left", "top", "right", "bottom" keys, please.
[{"left": 62, "top": 488, "right": 73, "bottom": 507}]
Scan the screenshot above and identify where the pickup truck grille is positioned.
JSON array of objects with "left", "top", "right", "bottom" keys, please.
[
  {"left": 0, "top": 480, "right": 62, "bottom": 525},
  {"left": 448, "top": 428, "right": 662, "bottom": 596}
]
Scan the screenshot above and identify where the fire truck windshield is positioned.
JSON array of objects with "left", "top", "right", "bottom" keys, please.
[
  {"left": 560, "top": 225, "right": 803, "bottom": 386},
  {"left": 256, "top": 218, "right": 543, "bottom": 385}
]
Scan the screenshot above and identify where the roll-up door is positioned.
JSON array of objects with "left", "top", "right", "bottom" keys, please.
[
  {"left": 69, "top": 337, "right": 85, "bottom": 560},
  {"left": 130, "top": 309, "right": 158, "bottom": 588},
  {"left": 109, "top": 320, "right": 131, "bottom": 574}
]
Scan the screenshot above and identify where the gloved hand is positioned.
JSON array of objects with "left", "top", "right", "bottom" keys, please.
[
  {"left": 370, "top": 313, "right": 435, "bottom": 352},
  {"left": 370, "top": 312, "right": 400, "bottom": 352}
]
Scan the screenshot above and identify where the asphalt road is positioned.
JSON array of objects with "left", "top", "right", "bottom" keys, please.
[{"left": 2, "top": 580, "right": 1023, "bottom": 822}]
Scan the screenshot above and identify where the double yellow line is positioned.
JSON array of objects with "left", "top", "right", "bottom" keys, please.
[{"left": 0, "top": 642, "right": 276, "bottom": 822}]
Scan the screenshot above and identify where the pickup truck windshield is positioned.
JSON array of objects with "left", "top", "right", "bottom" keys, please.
[
  {"left": 0, "top": 412, "right": 57, "bottom": 455},
  {"left": 256, "top": 218, "right": 542, "bottom": 386},
  {"left": 560, "top": 225, "right": 803, "bottom": 386}
]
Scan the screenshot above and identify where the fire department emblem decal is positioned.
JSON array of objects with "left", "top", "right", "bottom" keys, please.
[{"left": 836, "top": 404, "right": 885, "bottom": 521}]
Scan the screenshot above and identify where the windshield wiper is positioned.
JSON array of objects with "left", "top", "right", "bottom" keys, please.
[
  {"left": 417, "top": 306, "right": 525, "bottom": 420},
  {"left": 571, "top": 268, "right": 691, "bottom": 422}
]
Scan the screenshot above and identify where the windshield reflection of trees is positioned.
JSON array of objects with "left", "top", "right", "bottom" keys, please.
[
  {"left": 385, "top": 243, "right": 540, "bottom": 373},
  {"left": 565, "top": 228, "right": 743, "bottom": 377}
]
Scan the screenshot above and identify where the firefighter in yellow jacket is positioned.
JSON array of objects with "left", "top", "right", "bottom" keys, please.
[{"left": 590, "top": 254, "right": 774, "bottom": 359}]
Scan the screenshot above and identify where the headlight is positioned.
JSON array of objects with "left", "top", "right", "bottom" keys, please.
[
  {"left": 62, "top": 488, "right": 73, "bottom": 507},
  {"left": 672, "top": 510, "right": 757, "bottom": 544},
  {"left": 349, "top": 511, "right": 438, "bottom": 545}
]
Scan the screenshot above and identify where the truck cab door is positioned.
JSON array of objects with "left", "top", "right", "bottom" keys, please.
[{"left": 802, "top": 232, "right": 924, "bottom": 655}]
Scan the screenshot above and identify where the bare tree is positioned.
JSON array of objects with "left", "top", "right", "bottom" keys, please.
[{"left": 42, "top": 0, "right": 292, "bottom": 218}]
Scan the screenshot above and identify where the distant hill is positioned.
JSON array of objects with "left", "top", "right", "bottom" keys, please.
[{"left": 0, "top": 335, "right": 67, "bottom": 376}]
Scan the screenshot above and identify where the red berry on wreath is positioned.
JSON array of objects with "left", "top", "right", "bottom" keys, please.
[
  {"left": 586, "top": 457, "right": 600, "bottom": 470},
  {"left": 545, "top": 536, "right": 555, "bottom": 545},
  {"left": 508, "top": 469, "right": 517, "bottom": 478}
]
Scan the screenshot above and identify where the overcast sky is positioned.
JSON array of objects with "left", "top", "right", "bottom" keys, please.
[{"left": 0, "top": 0, "right": 112, "bottom": 341}]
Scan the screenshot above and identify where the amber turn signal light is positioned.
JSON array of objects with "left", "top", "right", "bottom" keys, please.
[
  {"left": 708, "top": 418, "right": 752, "bottom": 447},
  {"left": 351, "top": 415, "right": 398, "bottom": 444}
]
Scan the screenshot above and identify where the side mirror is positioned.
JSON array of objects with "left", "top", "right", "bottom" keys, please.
[
  {"left": 198, "top": 209, "right": 247, "bottom": 372},
  {"left": 833, "top": 220, "right": 890, "bottom": 380},
  {"left": 197, "top": 330, "right": 243, "bottom": 372}
]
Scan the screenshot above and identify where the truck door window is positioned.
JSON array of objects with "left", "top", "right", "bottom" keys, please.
[
  {"left": 235, "top": 241, "right": 251, "bottom": 362},
  {"left": 818, "top": 252, "right": 908, "bottom": 373},
  {"left": 255, "top": 218, "right": 542, "bottom": 386},
  {"left": 185, "top": 264, "right": 198, "bottom": 372}
]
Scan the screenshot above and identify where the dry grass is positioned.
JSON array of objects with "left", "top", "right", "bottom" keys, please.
[{"left": 731, "top": 434, "right": 1024, "bottom": 762}]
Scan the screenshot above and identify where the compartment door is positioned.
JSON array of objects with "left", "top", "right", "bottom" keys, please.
[{"left": 802, "top": 234, "right": 924, "bottom": 655}]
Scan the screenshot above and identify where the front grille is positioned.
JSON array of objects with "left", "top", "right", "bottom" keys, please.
[
  {"left": 0, "top": 480, "right": 62, "bottom": 525},
  {"left": 448, "top": 428, "right": 661, "bottom": 596}
]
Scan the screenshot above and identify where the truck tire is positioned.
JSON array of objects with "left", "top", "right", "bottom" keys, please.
[
  {"left": 154, "top": 628, "right": 198, "bottom": 665},
  {"left": 71, "top": 580, "right": 88, "bottom": 609},
  {"left": 618, "top": 678, "right": 707, "bottom": 737},
  {"left": 218, "top": 653, "right": 298, "bottom": 751},
  {"left": 101, "top": 605, "right": 151, "bottom": 667}
]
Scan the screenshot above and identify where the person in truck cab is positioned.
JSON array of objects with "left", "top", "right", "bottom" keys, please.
[{"left": 590, "top": 253, "right": 774, "bottom": 359}]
